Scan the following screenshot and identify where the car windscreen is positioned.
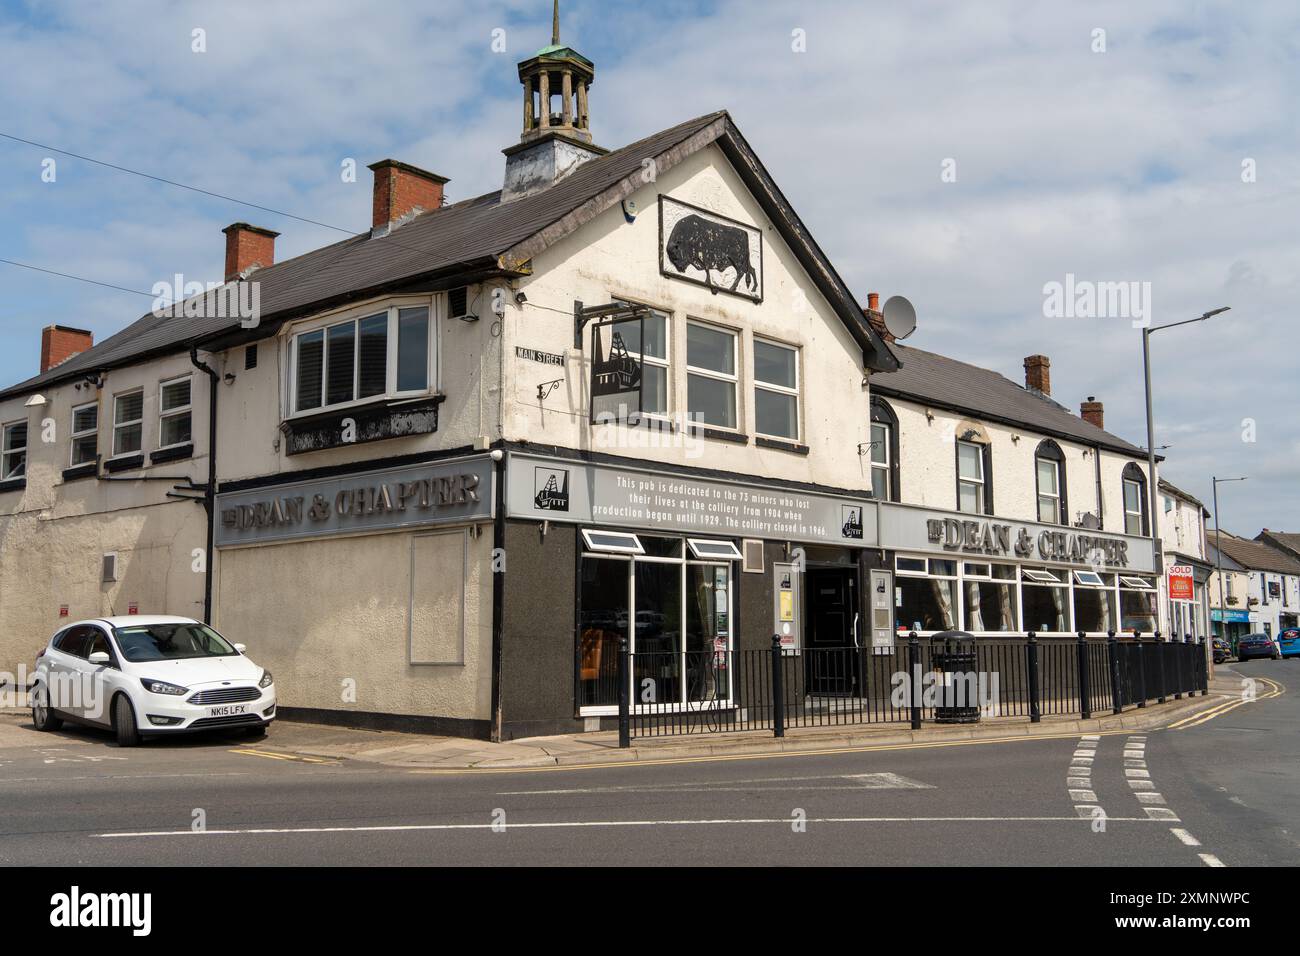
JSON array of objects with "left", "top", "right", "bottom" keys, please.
[{"left": 112, "top": 623, "right": 238, "bottom": 662}]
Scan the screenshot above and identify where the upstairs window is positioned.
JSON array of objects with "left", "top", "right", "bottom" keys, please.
[
  {"left": 1122, "top": 462, "right": 1148, "bottom": 536},
  {"left": 112, "top": 390, "right": 144, "bottom": 456},
  {"left": 159, "top": 377, "right": 192, "bottom": 448},
  {"left": 1035, "top": 440, "right": 1066, "bottom": 525},
  {"left": 957, "top": 440, "right": 988, "bottom": 514},
  {"left": 686, "top": 321, "right": 737, "bottom": 430},
  {"left": 870, "top": 422, "right": 890, "bottom": 499},
  {"left": 292, "top": 304, "right": 431, "bottom": 415},
  {"left": 753, "top": 338, "right": 799, "bottom": 440},
  {"left": 70, "top": 403, "right": 98, "bottom": 466},
  {"left": 1, "top": 420, "right": 27, "bottom": 479}
]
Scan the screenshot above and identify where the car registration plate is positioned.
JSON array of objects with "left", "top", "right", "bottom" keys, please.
[{"left": 207, "top": 704, "right": 249, "bottom": 717}]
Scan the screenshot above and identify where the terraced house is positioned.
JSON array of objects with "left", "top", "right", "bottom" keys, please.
[{"left": 0, "top": 19, "right": 1194, "bottom": 741}]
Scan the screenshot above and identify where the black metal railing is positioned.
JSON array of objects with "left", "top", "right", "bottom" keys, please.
[{"left": 615, "top": 631, "right": 1209, "bottom": 745}]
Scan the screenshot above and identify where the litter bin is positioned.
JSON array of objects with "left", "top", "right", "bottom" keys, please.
[{"left": 930, "top": 630, "right": 980, "bottom": 724}]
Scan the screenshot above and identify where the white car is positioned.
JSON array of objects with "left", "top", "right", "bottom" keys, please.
[{"left": 30, "top": 615, "right": 275, "bottom": 746}]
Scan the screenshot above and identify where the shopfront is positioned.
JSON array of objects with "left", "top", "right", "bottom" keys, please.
[
  {"left": 501, "top": 452, "right": 873, "bottom": 731},
  {"left": 873, "top": 503, "right": 1159, "bottom": 642},
  {"left": 1211, "top": 608, "right": 1251, "bottom": 645}
]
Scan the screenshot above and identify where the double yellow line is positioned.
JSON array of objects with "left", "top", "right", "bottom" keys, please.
[
  {"left": 231, "top": 748, "right": 337, "bottom": 764},
  {"left": 1168, "top": 677, "right": 1284, "bottom": 730}
]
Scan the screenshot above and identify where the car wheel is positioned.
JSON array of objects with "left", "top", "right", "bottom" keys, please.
[
  {"left": 113, "top": 694, "right": 141, "bottom": 748},
  {"left": 31, "top": 685, "right": 62, "bottom": 732}
]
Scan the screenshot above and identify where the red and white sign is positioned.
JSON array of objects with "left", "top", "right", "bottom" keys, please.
[
  {"left": 1167, "top": 565, "right": 1194, "bottom": 601},
  {"left": 127, "top": 602, "right": 139, "bottom": 615},
  {"left": 58, "top": 605, "right": 68, "bottom": 618}
]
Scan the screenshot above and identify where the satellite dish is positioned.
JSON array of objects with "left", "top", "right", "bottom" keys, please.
[{"left": 882, "top": 295, "right": 917, "bottom": 340}]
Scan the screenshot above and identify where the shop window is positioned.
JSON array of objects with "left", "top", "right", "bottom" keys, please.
[
  {"left": 1035, "top": 440, "right": 1066, "bottom": 525},
  {"left": 112, "top": 390, "right": 144, "bottom": 456},
  {"left": 1073, "top": 573, "right": 1116, "bottom": 633},
  {"left": 1122, "top": 463, "right": 1148, "bottom": 536},
  {"left": 158, "top": 376, "right": 192, "bottom": 449},
  {"left": 897, "top": 561, "right": 958, "bottom": 632},
  {"left": 869, "top": 398, "right": 900, "bottom": 502},
  {"left": 753, "top": 338, "right": 799, "bottom": 440},
  {"left": 963, "top": 575, "right": 1019, "bottom": 632},
  {"left": 578, "top": 557, "right": 629, "bottom": 707},
  {"left": 632, "top": 560, "right": 683, "bottom": 704},
  {"left": 686, "top": 321, "right": 737, "bottom": 430},
  {"left": 581, "top": 529, "right": 645, "bottom": 554},
  {"left": 1120, "top": 579, "right": 1157, "bottom": 633},
  {"left": 1, "top": 420, "right": 27, "bottom": 479},
  {"left": 1022, "top": 568, "right": 1070, "bottom": 632},
  {"left": 957, "top": 439, "right": 990, "bottom": 514},
  {"left": 70, "top": 402, "right": 98, "bottom": 466},
  {"left": 613, "top": 302, "right": 669, "bottom": 417},
  {"left": 291, "top": 304, "right": 432, "bottom": 415}
]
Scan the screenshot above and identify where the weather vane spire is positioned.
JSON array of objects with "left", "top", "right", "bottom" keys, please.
[{"left": 552, "top": 0, "right": 561, "bottom": 46}]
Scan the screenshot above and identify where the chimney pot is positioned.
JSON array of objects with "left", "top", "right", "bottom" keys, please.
[
  {"left": 40, "top": 325, "right": 93, "bottom": 373},
  {"left": 368, "top": 159, "right": 449, "bottom": 232},
  {"left": 1024, "top": 354, "right": 1051, "bottom": 396},
  {"left": 222, "top": 223, "right": 279, "bottom": 282},
  {"left": 1080, "top": 396, "right": 1105, "bottom": 429},
  {"left": 867, "top": 291, "right": 880, "bottom": 311}
]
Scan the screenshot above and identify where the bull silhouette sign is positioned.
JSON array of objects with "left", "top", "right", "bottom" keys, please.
[{"left": 660, "top": 196, "right": 763, "bottom": 302}]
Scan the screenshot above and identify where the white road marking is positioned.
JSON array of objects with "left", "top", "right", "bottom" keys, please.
[
  {"left": 1125, "top": 768, "right": 1151, "bottom": 778},
  {"left": 497, "top": 771, "right": 934, "bottom": 796},
  {"left": 1081, "top": 734, "right": 1100, "bottom": 740},
  {"left": 1068, "top": 789, "right": 1098, "bottom": 802},
  {"left": 1128, "top": 779, "right": 1155, "bottom": 791},
  {"left": 1070, "top": 755, "right": 1095, "bottom": 765},
  {"left": 1123, "top": 759, "right": 1147, "bottom": 768},
  {"left": 1067, "top": 777, "right": 1091, "bottom": 788},
  {"left": 93, "top": 815, "right": 1175, "bottom": 838},
  {"left": 1144, "top": 807, "right": 1180, "bottom": 821},
  {"left": 1170, "top": 828, "right": 1201, "bottom": 846},
  {"left": 1135, "top": 792, "right": 1166, "bottom": 805},
  {"left": 1199, "top": 853, "right": 1226, "bottom": 867}
]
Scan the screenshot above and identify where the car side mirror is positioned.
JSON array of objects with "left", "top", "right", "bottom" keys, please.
[
  {"left": 234, "top": 643, "right": 247, "bottom": 654},
  {"left": 87, "top": 651, "right": 111, "bottom": 666}
]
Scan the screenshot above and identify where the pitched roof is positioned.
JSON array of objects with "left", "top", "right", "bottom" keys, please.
[
  {"left": 1, "top": 111, "right": 897, "bottom": 401},
  {"left": 1159, "top": 477, "right": 1208, "bottom": 513},
  {"left": 1257, "top": 530, "right": 1300, "bottom": 560},
  {"left": 1211, "top": 532, "right": 1300, "bottom": 574},
  {"left": 869, "top": 342, "right": 1148, "bottom": 457}
]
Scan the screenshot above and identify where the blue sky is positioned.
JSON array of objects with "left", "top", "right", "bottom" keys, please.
[{"left": 1, "top": 0, "right": 1297, "bottom": 534}]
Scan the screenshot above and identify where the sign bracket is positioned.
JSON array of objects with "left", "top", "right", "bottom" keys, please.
[{"left": 573, "top": 299, "right": 649, "bottom": 349}]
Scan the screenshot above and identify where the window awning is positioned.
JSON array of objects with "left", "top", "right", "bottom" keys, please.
[
  {"left": 1073, "top": 570, "right": 1106, "bottom": 587},
  {"left": 1022, "top": 569, "right": 1062, "bottom": 584},
  {"left": 581, "top": 529, "right": 645, "bottom": 554},
  {"left": 1120, "top": 576, "right": 1157, "bottom": 590}
]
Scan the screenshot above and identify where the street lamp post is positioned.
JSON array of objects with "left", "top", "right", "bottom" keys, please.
[
  {"left": 1211, "top": 475, "right": 1248, "bottom": 642},
  {"left": 1141, "top": 307, "right": 1230, "bottom": 638}
]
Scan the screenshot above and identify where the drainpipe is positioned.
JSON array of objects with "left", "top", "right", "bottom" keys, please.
[{"left": 190, "top": 347, "right": 219, "bottom": 624}]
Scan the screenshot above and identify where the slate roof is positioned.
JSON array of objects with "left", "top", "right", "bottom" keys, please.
[
  {"left": 1257, "top": 530, "right": 1300, "bottom": 561},
  {"left": 869, "top": 342, "right": 1149, "bottom": 457},
  {"left": 2, "top": 110, "right": 898, "bottom": 400},
  {"left": 1211, "top": 532, "right": 1300, "bottom": 575}
]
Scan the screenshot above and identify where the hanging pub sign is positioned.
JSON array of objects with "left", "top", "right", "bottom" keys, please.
[
  {"left": 659, "top": 196, "right": 763, "bottom": 302},
  {"left": 589, "top": 316, "right": 642, "bottom": 424}
]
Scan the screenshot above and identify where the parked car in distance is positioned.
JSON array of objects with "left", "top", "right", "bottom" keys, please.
[
  {"left": 1236, "top": 632, "right": 1282, "bottom": 662},
  {"left": 1212, "top": 637, "right": 1232, "bottom": 664},
  {"left": 1278, "top": 628, "right": 1300, "bottom": 659},
  {"left": 30, "top": 615, "right": 275, "bottom": 746}
]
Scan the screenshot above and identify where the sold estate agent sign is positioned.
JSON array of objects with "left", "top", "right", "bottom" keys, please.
[
  {"left": 215, "top": 456, "right": 494, "bottom": 547},
  {"left": 1167, "top": 564, "right": 1195, "bottom": 601},
  {"left": 508, "top": 453, "right": 874, "bottom": 547}
]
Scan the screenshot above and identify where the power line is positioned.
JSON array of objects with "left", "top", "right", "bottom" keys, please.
[
  {"left": 0, "top": 131, "right": 356, "bottom": 236},
  {"left": 0, "top": 257, "right": 155, "bottom": 298}
]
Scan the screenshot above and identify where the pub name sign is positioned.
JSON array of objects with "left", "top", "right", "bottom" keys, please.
[
  {"left": 926, "top": 516, "right": 1130, "bottom": 567},
  {"left": 215, "top": 457, "right": 494, "bottom": 547}
]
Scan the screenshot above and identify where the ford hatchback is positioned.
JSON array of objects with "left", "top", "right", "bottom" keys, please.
[{"left": 30, "top": 615, "right": 275, "bottom": 746}]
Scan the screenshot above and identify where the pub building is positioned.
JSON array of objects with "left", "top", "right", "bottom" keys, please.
[{"left": 0, "top": 11, "right": 1182, "bottom": 742}]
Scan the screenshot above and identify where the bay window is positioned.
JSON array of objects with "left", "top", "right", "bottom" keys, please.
[
  {"left": 753, "top": 338, "right": 799, "bottom": 440},
  {"left": 291, "top": 303, "right": 432, "bottom": 415},
  {"left": 686, "top": 321, "right": 737, "bottom": 430}
]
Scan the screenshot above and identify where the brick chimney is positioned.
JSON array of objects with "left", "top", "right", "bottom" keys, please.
[
  {"left": 1024, "top": 354, "right": 1051, "bottom": 396},
  {"left": 222, "top": 223, "right": 279, "bottom": 282},
  {"left": 40, "top": 325, "right": 93, "bottom": 373},
  {"left": 368, "top": 159, "right": 449, "bottom": 233},
  {"left": 1080, "top": 396, "right": 1104, "bottom": 429},
  {"left": 863, "top": 291, "right": 895, "bottom": 344}
]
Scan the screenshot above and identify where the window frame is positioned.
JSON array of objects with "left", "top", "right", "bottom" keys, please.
[
  {"left": 869, "top": 397, "right": 900, "bottom": 502},
  {"left": 157, "top": 375, "right": 193, "bottom": 450},
  {"left": 1121, "top": 463, "right": 1148, "bottom": 536},
  {"left": 751, "top": 336, "right": 800, "bottom": 441},
  {"left": 1035, "top": 440, "right": 1067, "bottom": 525},
  {"left": 287, "top": 298, "right": 436, "bottom": 419},
  {"left": 612, "top": 299, "right": 671, "bottom": 420},
  {"left": 70, "top": 401, "right": 99, "bottom": 466},
  {"left": 1, "top": 419, "right": 28, "bottom": 480},
  {"left": 685, "top": 319, "right": 740, "bottom": 432},
  {"left": 956, "top": 439, "right": 988, "bottom": 514},
  {"left": 111, "top": 388, "right": 145, "bottom": 458}
]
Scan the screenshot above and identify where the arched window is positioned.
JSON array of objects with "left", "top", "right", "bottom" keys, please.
[
  {"left": 1122, "top": 462, "right": 1148, "bottom": 536},
  {"left": 869, "top": 398, "right": 899, "bottom": 502},
  {"left": 955, "top": 421, "right": 993, "bottom": 515},
  {"left": 1034, "top": 439, "right": 1067, "bottom": 525}
]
